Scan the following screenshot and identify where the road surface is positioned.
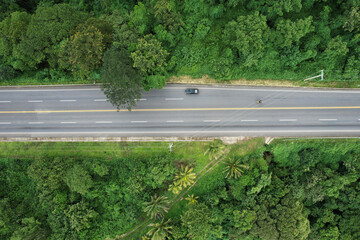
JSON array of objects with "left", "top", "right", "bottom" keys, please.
[{"left": 0, "top": 84, "right": 359, "bottom": 138}]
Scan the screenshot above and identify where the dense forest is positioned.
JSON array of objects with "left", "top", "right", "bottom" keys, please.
[
  {"left": 1, "top": 0, "right": 360, "bottom": 106},
  {"left": 0, "top": 139, "right": 359, "bottom": 240}
]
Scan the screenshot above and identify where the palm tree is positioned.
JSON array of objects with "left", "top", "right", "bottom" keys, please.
[
  {"left": 204, "top": 140, "right": 225, "bottom": 160},
  {"left": 147, "top": 219, "right": 173, "bottom": 240},
  {"left": 223, "top": 157, "right": 249, "bottom": 179},
  {"left": 174, "top": 165, "right": 196, "bottom": 188},
  {"left": 168, "top": 181, "right": 182, "bottom": 194},
  {"left": 185, "top": 194, "right": 199, "bottom": 205},
  {"left": 169, "top": 165, "right": 196, "bottom": 194},
  {"left": 143, "top": 194, "right": 169, "bottom": 220}
]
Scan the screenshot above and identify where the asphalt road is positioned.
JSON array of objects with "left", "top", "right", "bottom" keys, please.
[{"left": 0, "top": 84, "right": 359, "bottom": 138}]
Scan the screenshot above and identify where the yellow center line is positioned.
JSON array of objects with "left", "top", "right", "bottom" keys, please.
[{"left": 0, "top": 106, "right": 360, "bottom": 114}]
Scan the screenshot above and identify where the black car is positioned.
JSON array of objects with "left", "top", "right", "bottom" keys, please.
[{"left": 185, "top": 88, "right": 199, "bottom": 94}]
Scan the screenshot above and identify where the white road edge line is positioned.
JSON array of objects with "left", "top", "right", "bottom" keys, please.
[
  {"left": 95, "top": 121, "right": 112, "bottom": 123},
  {"left": 131, "top": 121, "right": 148, "bottom": 123},
  {"left": 0, "top": 101, "right": 11, "bottom": 103},
  {"left": 2, "top": 130, "right": 360, "bottom": 134},
  {"left": 165, "top": 98, "right": 184, "bottom": 100},
  {"left": 279, "top": 119, "right": 297, "bottom": 121},
  {"left": 61, "top": 122, "right": 77, "bottom": 124},
  {"left": 203, "top": 120, "right": 220, "bottom": 122},
  {"left": 319, "top": 119, "right": 338, "bottom": 121},
  {"left": 0, "top": 122, "right": 11, "bottom": 124},
  {"left": 166, "top": 120, "right": 184, "bottom": 123},
  {"left": 60, "top": 100, "right": 77, "bottom": 102},
  {"left": 28, "top": 122, "right": 44, "bottom": 124},
  {"left": 241, "top": 120, "right": 258, "bottom": 122},
  {"left": 28, "top": 100, "right": 43, "bottom": 102}
]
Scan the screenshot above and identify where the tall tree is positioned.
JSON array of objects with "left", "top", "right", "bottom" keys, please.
[
  {"left": 223, "top": 157, "right": 249, "bottom": 179},
  {"left": 15, "top": 4, "right": 87, "bottom": 70},
  {"left": 130, "top": 34, "right": 169, "bottom": 90},
  {"left": 101, "top": 47, "right": 143, "bottom": 110},
  {"left": 0, "top": 11, "right": 30, "bottom": 70},
  {"left": 147, "top": 219, "right": 173, "bottom": 240},
  {"left": 223, "top": 11, "right": 270, "bottom": 68},
  {"left": 59, "top": 24, "right": 104, "bottom": 80},
  {"left": 181, "top": 203, "right": 212, "bottom": 240},
  {"left": 204, "top": 140, "right": 225, "bottom": 160},
  {"left": 143, "top": 194, "right": 169, "bottom": 220}
]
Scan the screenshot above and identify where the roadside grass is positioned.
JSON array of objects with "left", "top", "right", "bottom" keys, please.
[
  {"left": 1, "top": 71, "right": 359, "bottom": 88},
  {"left": 168, "top": 75, "right": 360, "bottom": 88}
]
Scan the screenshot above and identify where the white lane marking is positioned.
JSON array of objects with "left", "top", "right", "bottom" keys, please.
[
  {"left": 0, "top": 101, "right": 11, "bottom": 103},
  {"left": 95, "top": 121, "right": 112, "bottom": 124},
  {"left": 165, "top": 98, "right": 184, "bottom": 100},
  {"left": 319, "top": 119, "right": 338, "bottom": 121},
  {"left": 60, "top": 100, "right": 77, "bottom": 102},
  {"left": 61, "top": 122, "right": 77, "bottom": 124},
  {"left": 203, "top": 120, "right": 220, "bottom": 122},
  {"left": 2, "top": 130, "right": 360, "bottom": 135},
  {"left": 94, "top": 99, "right": 107, "bottom": 102},
  {"left": 0, "top": 122, "right": 11, "bottom": 124},
  {"left": 279, "top": 119, "right": 297, "bottom": 122},
  {"left": 28, "top": 122, "right": 44, "bottom": 124},
  {"left": 166, "top": 120, "right": 184, "bottom": 123},
  {"left": 28, "top": 100, "right": 43, "bottom": 103},
  {"left": 135, "top": 98, "right": 147, "bottom": 101},
  {"left": 131, "top": 121, "right": 148, "bottom": 123},
  {"left": 241, "top": 120, "right": 258, "bottom": 122}
]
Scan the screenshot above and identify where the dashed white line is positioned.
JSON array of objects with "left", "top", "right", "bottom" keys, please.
[
  {"left": 241, "top": 120, "right": 258, "bottom": 122},
  {"left": 279, "top": 119, "right": 297, "bottom": 122},
  {"left": 0, "top": 101, "right": 11, "bottom": 103},
  {"left": 0, "top": 122, "right": 11, "bottom": 124},
  {"left": 60, "top": 100, "right": 77, "bottom": 102},
  {"left": 28, "top": 100, "right": 43, "bottom": 103},
  {"left": 166, "top": 120, "right": 184, "bottom": 123},
  {"left": 95, "top": 121, "right": 112, "bottom": 124},
  {"left": 94, "top": 99, "right": 107, "bottom": 102},
  {"left": 165, "top": 98, "right": 184, "bottom": 101},
  {"left": 135, "top": 98, "right": 147, "bottom": 101},
  {"left": 203, "top": 120, "right": 220, "bottom": 122},
  {"left": 28, "top": 122, "right": 44, "bottom": 124},
  {"left": 131, "top": 121, "right": 148, "bottom": 123},
  {"left": 319, "top": 119, "right": 338, "bottom": 121},
  {"left": 61, "top": 122, "right": 77, "bottom": 124}
]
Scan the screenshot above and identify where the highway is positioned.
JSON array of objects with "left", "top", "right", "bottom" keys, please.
[{"left": 0, "top": 84, "right": 359, "bottom": 138}]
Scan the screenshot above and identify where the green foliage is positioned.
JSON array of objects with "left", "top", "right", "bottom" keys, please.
[
  {"left": 223, "top": 156, "right": 250, "bottom": 179},
  {"left": 101, "top": 47, "right": 143, "bottom": 110},
  {"left": 144, "top": 194, "right": 169, "bottom": 220},
  {"left": 147, "top": 219, "right": 173, "bottom": 240},
  {"left": 16, "top": 4, "right": 88, "bottom": 70},
  {"left": 0, "top": 11, "right": 30, "bottom": 69},
  {"left": 27, "top": 156, "right": 70, "bottom": 192},
  {"left": 169, "top": 165, "right": 196, "bottom": 194},
  {"left": 224, "top": 11, "right": 270, "bottom": 68},
  {"left": 10, "top": 217, "right": 47, "bottom": 240},
  {"left": 64, "top": 201, "right": 98, "bottom": 233},
  {"left": 59, "top": 24, "right": 104, "bottom": 80},
  {"left": 181, "top": 203, "right": 212, "bottom": 240},
  {"left": 105, "top": 10, "right": 138, "bottom": 50},
  {"left": 0, "top": 63, "right": 17, "bottom": 81},
  {"left": 64, "top": 164, "right": 93, "bottom": 195},
  {"left": 130, "top": 34, "right": 169, "bottom": 90}
]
